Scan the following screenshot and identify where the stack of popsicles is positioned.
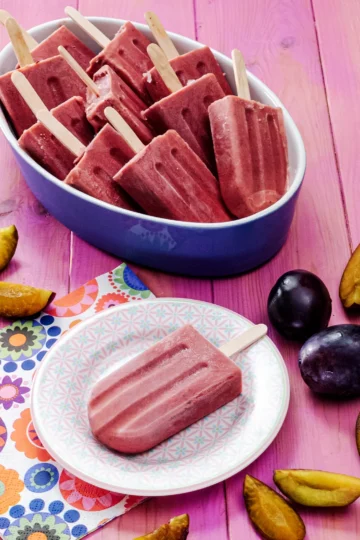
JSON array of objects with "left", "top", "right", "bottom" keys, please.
[{"left": 0, "top": 8, "right": 289, "bottom": 223}]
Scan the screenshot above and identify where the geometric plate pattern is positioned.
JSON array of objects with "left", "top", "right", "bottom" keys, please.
[{"left": 32, "top": 299, "right": 290, "bottom": 496}]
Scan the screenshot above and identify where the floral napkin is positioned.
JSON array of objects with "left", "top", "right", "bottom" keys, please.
[{"left": 0, "top": 263, "right": 155, "bottom": 540}]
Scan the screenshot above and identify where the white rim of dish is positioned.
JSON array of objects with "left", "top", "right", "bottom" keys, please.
[
  {"left": 31, "top": 298, "right": 290, "bottom": 496},
  {"left": 0, "top": 16, "right": 306, "bottom": 230}
]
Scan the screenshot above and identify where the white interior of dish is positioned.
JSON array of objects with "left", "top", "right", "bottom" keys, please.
[{"left": 0, "top": 17, "right": 306, "bottom": 228}]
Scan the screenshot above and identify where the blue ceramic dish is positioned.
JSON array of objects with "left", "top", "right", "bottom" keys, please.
[{"left": 0, "top": 17, "right": 306, "bottom": 277}]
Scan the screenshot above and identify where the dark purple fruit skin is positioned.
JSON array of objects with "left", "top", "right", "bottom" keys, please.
[
  {"left": 299, "top": 325, "right": 360, "bottom": 398},
  {"left": 267, "top": 270, "right": 332, "bottom": 341}
]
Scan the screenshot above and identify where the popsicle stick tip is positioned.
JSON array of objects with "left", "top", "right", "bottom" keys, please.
[
  {"left": 147, "top": 44, "right": 182, "bottom": 93},
  {"left": 218, "top": 324, "right": 267, "bottom": 357},
  {"left": 231, "top": 49, "right": 250, "bottom": 100},
  {"left": 145, "top": 12, "right": 179, "bottom": 60},
  {"left": 1, "top": 11, "right": 38, "bottom": 49},
  {"left": 6, "top": 17, "right": 34, "bottom": 68},
  {"left": 64, "top": 6, "right": 110, "bottom": 48}
]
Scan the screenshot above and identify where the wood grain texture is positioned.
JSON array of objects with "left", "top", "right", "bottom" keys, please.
[
  {"left": 0, "top": 0, "right": 359, "bottom": 538},
  {"left": 195, "top": 0, "right": 359, "bottom": 538},
  {"left": 311, "top": 0, "right": 360, "bottom": 248},
  {"left": 0, "top": 0, "right": 78, "bottom": 327}
]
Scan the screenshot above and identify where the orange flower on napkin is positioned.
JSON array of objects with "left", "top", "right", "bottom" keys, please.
[
  {"left": 11, "top": 408, "right": 52, "bottom": 461},
  {"left": 0, "top": 464, "right": 24, "bottom": 513}
]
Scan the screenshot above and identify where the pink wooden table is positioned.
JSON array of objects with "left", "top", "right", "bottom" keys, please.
[{"left": 1, "top": 0, "right": 360, "bottom": 538}]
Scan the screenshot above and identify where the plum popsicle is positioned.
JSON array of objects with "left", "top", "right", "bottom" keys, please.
[
  {"left": 31, "top": 108, "right": 136, "bottom": 207},
  {"left": 89, "top": 323, "right": 267, "bottom": 454},
  {"left": 108, "top": 108, "right": 231, "bottom": 222},
  {"left": 0, "top": 18, "right": 88, "bottom": 136},
  {"left": 143, "top": 45, "right": 225, "bottom": 171},
  {"left": 144, "top": 11, "right": 232, "bottom": 102},
  {"left": 65, "top": 7, "right": 153, "bottom": 104},
  {"left": 0, "top": 10, "right": 94, "bottom": 67},
  {"left": 13, "top": 72, "right": 93, "bottom": 180},
  {"left": 209, "top": 50, "right": 288, "bottom": 218},
  {"left": 58, "top": 46, "right": 153, "bottom": 144}
]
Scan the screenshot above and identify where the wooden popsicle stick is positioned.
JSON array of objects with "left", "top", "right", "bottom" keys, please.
[
  {"left": 64, "top": 6, "right": 110, "bottom": 49},
  {"left": 6, "top": 17, "right": 34, "bottom": 68},
  {"left": 104, "top": 107, "right": 145, "bottom": 154},
  {"left": 36, "top": 109, "right": 86, "bottom": 158},
  {"left": 58, "top": 46, "right": 100, "bottom": 97},
  {"left": 145, "top": 11, "right": 179, "bottom": 61},
  {"left": 219, "top": 324, "right": 267, "bottom": 357},
  {"left": 232, "top": 49, "right": 251, "bottom": 100},
  {"left": 147, "top": 43, "right": 182, "bottom": 93},
  {"left": 0, "top": 10, "right": 38, "bottom": 50},
  {"left": 11, "top": 71, "right": 47, "bottom": 116}
]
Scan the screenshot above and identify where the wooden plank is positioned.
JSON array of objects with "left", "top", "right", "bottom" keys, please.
[
  {"left": 0, "top": 0, "right": 78, "bottom": 326},
  {"left": 75, "top": 2, "right": 224, "bottom": 539},
  {"left": 311, "top": 0, "right": 360, "bottom": 248},
  {"left": 195, "top": 0, "right": 357, "bottom": 538}
]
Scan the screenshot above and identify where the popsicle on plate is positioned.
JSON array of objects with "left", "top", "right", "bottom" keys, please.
[
  {"left": 88, "top": 323, "right": 267, "bottom": 454},
  {"left": 108, "top": 107, "right": 231, "bottom": 222},
  {"left": 209, "top": 50, "right": 288, "bottom": 218},
  {"left": 65, "top": 7, "right": 153, "bottom": 103},
  {"left": 144, "top": 11, "right": 232, "bottom": 102},
  {"left": 0, "top": 18, "right": 87, "bottom": 136},
  {"left": 143, "top": 45, "right": 225, "bottom": 171},
  {"left": 58, "top": 46, "right": 153, "bottom": 144}
]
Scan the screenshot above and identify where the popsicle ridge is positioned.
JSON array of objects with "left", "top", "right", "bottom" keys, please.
[{"left": 88, "top": 324, "right": 242, "bottom": 453}]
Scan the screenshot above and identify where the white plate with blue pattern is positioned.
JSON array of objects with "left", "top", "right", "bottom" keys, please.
[{"left": 32, "top": 299, "right": 290, "bottom": 496}]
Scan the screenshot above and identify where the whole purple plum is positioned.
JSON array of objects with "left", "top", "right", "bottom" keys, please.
[
  {"left": 267, "top": 270, "right": 332, "bottom": 341},
  {"left": 299, "top": 325, "right": 360, "bottom": 398}
]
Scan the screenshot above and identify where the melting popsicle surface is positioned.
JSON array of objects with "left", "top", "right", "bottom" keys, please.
[
  {"left": 86, "top": 65, "right": 154, "bottom": 144},
  {"left": 209, "top": 95, "right": 289, "bottom": 218},
  {"left": 87, "top": 22, "right": 153, "bottom": 104}
]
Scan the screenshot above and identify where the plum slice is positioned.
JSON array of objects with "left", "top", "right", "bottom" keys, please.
[
  {"left": 274, "top": 469, "right": 360, "bottom": 507},
  {"left": 134, "top": 515, "right": 189, "bottom": 540},
  {"left": 0, "top": 282, "right": 52, "bottom": 317},
  {"left": 0, "top": 225, "right": 18, "bottom": 271},
  {"left": 243, "top": 475, "right": 306, "bottom": 540},
  {"left": 340, "top": 244, "right": 360, "bottom": 308}
]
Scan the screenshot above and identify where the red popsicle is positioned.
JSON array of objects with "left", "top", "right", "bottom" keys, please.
[
  {"left": 143, "top": 45, "right": 225, "bottom": 171},
  {"left": 209, "top": 50, "right": 288, "bottom": 218},
  {"left": 88, "top": 323, "right": 267, "bottom": 454}
]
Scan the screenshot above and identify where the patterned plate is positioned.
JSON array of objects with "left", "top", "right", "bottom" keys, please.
[{"left": 31, "top": 299, "right": 290, "bottom": 496}]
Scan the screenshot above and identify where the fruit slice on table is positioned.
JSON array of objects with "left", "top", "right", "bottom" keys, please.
[
  {"left": 340, "top": 244, "right": 360, "bottom": 308},
  {"left": 0, "top": 282, "right": 52, "bottom": 317},
  {"left": 274, "top": 469, "right": 360, "bottom": 507},
  {"left": 134, "top": 514, "right": 189, "bottom": 540},
  {"left": 356, "top": 413, "right": 360, "bottom": 455},
  {"left": 0, "top": 225, "right": 18, "bottom": 271},
  {"left": 244, "top": 475, "right": 306, "bottom": 540}
]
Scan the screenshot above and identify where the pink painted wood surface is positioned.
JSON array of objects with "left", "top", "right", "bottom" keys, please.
[
  {"left": 311, "top": 0, "right": 360, "bottom": 248},
  {"left": 0, "top": 0, "right": 359, "bottom": 538}
]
